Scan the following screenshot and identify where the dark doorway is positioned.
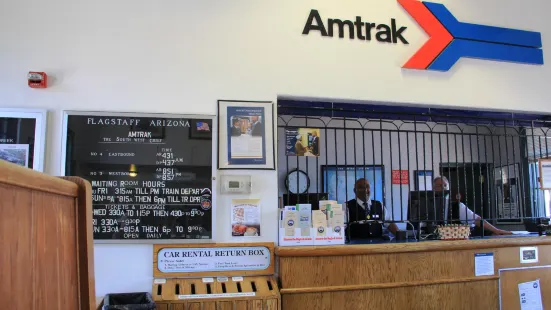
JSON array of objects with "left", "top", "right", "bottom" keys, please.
[{"left": 441, "top": 163, "right": 494, "bottom": 221}]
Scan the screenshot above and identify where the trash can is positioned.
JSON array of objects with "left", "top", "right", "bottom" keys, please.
[{"left": 102, "top": 292, "right": 156, "bottom": 310}]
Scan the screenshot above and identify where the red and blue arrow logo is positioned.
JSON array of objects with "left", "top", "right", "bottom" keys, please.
[{"left": 399, "top": 0, "right": 544, "bottom": 71}]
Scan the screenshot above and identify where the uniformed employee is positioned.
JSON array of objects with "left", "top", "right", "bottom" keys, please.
[
  {"left": 433, "top": 176, "right": 512, "bottom": 236},
  {"left": 346, "top": 178, "right": 399, "bottom": 237}
]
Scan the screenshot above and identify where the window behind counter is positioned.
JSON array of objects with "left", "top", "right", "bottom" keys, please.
[{"left": 277, "top": 100, "right": 551, "bottom": 232}]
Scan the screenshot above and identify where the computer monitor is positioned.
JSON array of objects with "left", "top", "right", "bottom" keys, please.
[
  {"left": 321, "top": 165, "right": 384, "bottom": 204},
  {"left": 408, "top": 190, "right": 450, "bottom": 230}
]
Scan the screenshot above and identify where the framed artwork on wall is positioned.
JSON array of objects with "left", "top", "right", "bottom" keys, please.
[
  {"left": 0, "top": 108, "right": 47, "bottom": 172},
  {"left": 218, "top": 100, "right": 275, "bottom": 170}
]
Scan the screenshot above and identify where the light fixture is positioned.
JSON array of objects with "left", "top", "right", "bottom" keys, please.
[{"left": 129, "top": 164, "right": 138, "bottom": 177}]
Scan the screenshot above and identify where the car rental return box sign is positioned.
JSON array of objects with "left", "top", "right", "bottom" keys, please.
[{"left": 158, "top": 246, "right": 271, "bottom": 273}]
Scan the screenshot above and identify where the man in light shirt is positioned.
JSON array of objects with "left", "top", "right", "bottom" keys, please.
[
  {"left": 433, "top": 176, "right": 512, "bottom": 236},
  {"left": 345, "top": 178, "right": 399, "bottom": 238}
]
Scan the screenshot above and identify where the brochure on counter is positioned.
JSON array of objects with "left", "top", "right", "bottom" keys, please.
[{"left": 279, "top": 201, "right": 345, "bottom": 246}]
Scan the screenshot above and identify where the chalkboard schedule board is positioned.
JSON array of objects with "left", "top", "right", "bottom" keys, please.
[{"left": 63, "top": 113, "right": 214, "bottom": 241}]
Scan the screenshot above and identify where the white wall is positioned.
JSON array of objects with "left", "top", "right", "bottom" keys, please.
[{"left": 2, "top": 0, "right": 551, "bottom": 296}]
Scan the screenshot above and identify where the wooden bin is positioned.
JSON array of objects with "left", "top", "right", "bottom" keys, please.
[
  {"left": 153, "top": 276, "right": 280, "bottom": 310},
  {"left": 153, "top": 243, "right": 280, "bottom": 310}
]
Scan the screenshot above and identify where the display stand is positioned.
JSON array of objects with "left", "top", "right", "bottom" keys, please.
[
  {"left": 313, "top": 226, "right": 345, "bottom": 245},
  {"left": 278, "top": 227, "right": 314, "bottom": 246},
  {"left": 152, "top": 242, "right": 280, "bottom": 310},
  {"left": 278, "top": 224, "right": 344, "bottom": 246}
]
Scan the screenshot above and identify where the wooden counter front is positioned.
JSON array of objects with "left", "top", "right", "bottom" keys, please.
[{"left": 276, "top": 237, "right": 551, "bottom": 310}]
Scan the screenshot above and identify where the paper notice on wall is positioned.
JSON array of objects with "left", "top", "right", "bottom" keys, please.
[
  {"left": 418, "top": 173, "right": 432, "bottom": 191},
  {"left": 540, "top": 160, "right": 551, "bottom": 189},
  {"left": 231, "top": 199, "right": 261, "bottom": 237},
  {"left": 518, "top": 279, "right": 543, "bottom": 310},
  {"left": 474, "top": 253, "right": 494, "bottom": 276}
]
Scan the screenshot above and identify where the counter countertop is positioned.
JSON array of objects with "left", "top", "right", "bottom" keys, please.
[{"left": 275, "top": 235, "right": 551, "bottom": 256}]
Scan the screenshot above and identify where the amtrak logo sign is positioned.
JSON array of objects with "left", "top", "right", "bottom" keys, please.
[{"left": 302, "top": 0, "right": 543, "bottom": 71}]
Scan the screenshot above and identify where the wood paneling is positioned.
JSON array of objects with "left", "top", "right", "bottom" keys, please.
[
  {"left": 188, "top": 304, "right": 201, "bottom": 310},
  {"left": 0, "top": 184, "right": 33, "bottom": 310},
  {"left": 276, "top": 237, "right": 551, "bottom": 257},
  {"left": 32, "top": 191, "right": 79, "bottom": 310},
  {"left": 265, "top": 298, "right": 278, "bottom": 310},
  {"left": 279, "top": 249, "right": 487, "bottom": 288},
  {"left": 0, "top": 161, "right": 95, "bottom": 310},
  {"left": 500, "top": 266, "right": 551, "bottom": 310},
  {"left": 279, "top": 245, "right": 551, "bottom": 289},
  {"left": 495, "top": 246, "right": 551, "bottom": 269},
  {"left": 282, "top": 280, "right": 498, "bottom": 310},
  {"left": 152, "top": 276, "right": 280, "bottom": 309},
  {"left": 235, "top": 301, "right": 248, "bottom": 310},
  {"left": 280, "top": 276, "right": 498, "bottom": 294},
  {"left": 63, "top": 176, "right": 96, "bottom": 310},
  {"left": 153, "top": 243, "right": 275, "bottom": 278},
  {"left": 204, "top": 303, "right": 216, "bottom": 310},
  {"left": 278, "top": 237, "right": 551, "bottom": 310},
  {"left": 217, "top": 302, "right": 233, "bottom": 310}
]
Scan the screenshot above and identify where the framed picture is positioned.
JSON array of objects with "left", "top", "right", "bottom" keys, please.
[
  {"left": 0, "top": 108, "right": 47, "bottom": 172},
  {"left": 218, "top": 100, "right": 275, "bottom": 170}
]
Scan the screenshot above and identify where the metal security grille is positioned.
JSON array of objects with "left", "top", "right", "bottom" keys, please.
[{"left": 277, "top": 100, "right": 551, "bottom": 235}]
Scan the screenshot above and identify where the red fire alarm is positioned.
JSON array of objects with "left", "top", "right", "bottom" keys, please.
[{"left": 28, "top": 72, "right": 47, "bottom": 88}]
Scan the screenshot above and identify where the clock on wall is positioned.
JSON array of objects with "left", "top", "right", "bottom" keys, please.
[{"left": 285, "top": 169, "right": 310, "bottom": 194}]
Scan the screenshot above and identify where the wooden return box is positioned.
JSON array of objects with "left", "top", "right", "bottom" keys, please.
[
  {"left": 153, "top": 243, "right": 280, "bottom": 310},
  {"left": 153, "top": 276, "right": 279, "bottom": 310}
]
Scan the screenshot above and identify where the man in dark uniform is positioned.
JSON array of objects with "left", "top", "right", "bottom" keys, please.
[
  {"left": 346, "top": 178, "right": 399, "bottom": 239},
  {"left": 433, "top": 176, "right": 512, "bottom": 236}
]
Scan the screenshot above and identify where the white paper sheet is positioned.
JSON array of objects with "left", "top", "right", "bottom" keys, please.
[
  {"left": 474, "top": 253, "right": 494, "bottom": 276},
  {"left": 418, "top": 174, "right": 432, "bottom": 191},
  {"left": 518, "top": 279, "right": 543, "bottom": 310},
  {"left": 231, "top": 199, "right": 261, "bottom": 237},
  {"left": 541, "top": 161, "right": 551, "bottom": 189}
]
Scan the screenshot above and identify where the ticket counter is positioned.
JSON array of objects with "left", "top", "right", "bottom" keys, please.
[{"left": 276, "top": 237, "right": 551, "bottom": 310}]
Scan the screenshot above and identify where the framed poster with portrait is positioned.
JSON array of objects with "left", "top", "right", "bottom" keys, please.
[
  {"left": 0, "top": 108, "right": 47, "bottom": 172},
  {"left": 218, "top": 100, "right": 275, "bottom": 170}
]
